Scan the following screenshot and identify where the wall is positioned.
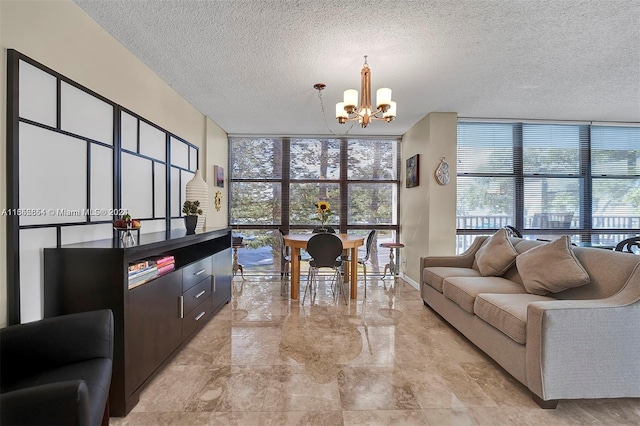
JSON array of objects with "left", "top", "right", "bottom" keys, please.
[
  {"left": 0, "top": 0, "right": 228, "bottom": 326},
  {"left": 204, "top": 117, "right": 229, "bottom": 229},
  {"left": 400, "top": 112, "right": 458, "bottom": 286}
]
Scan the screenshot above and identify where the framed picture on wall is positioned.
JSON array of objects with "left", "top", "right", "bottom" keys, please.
[
  {"left": 406, "top": 154, "right": 419, "bottom": 188},
  {"left": 214, "top": 165, "right": 224, "bottom": 187}
]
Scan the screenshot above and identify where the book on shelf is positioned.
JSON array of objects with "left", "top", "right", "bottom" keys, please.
[
  {"left": 149, "top": 255, "right": 175, "bottom": 267},
  {"left": 129, "top": 268, "right": 158, "bottom": 282},
  {"left": 157, "top": 263, "right": 175, "bottom": 275},
  {"left": 128, "top": 269, "right": 158, "bottom": 287},
  {"left": 128, "top": 260, "right": 152, "bottom": 273},
  {"left": 128, "top": 275, "right": 157, "bottom": 289},
  {"left": 128, "top": 265, "right": 157, "bottom": 279}
]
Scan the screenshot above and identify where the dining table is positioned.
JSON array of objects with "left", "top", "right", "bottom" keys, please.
[{"left": 283, "top": 233, "right": 365, "bottom": 300}]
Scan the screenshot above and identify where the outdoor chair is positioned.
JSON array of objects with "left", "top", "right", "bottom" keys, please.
[
  {"left": 303, "top": 233, "right": 345, "bottom": 305},
  {"left": 504, "top": 225, "right": 522, "bottom": 238},
  {"left": 615, "top": 236, "right": 640, "bottom": 254}
]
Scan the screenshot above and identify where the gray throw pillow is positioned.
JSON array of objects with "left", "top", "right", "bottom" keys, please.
[
  {"left": 516, "top": 235, "right": 590, "bottom": 295},
  {"left": 475, "top": 228, "right": 518, "bottom": 276}
]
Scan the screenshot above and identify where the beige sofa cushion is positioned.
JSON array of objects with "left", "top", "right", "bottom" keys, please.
[
  {"left": 442, "top": 277, "right": 527, "bottom": 314},
  {"left": 423, "top": 267, "right": 481, "bottom": 293},
  {"left": 516, "top": 235, "right": 590, "bottom": 295},
  {"left": 475, "top": 228, "right": 518, "bottom": 276},
  {"left": 474, "top": 293, "right": 555, "bottom": 344}
]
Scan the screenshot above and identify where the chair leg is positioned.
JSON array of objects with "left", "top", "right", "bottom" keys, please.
[
  {"left": 280, "top": 260, "right": 290, "bottom": 297},
  {"left": 363, "top": 264, "right": 367, "bottom": 298},
  {"left": 333, "top": 268, "right": 348, "bottom": 305},
  {"left": 302, "top": 269, "right": 312, "bottom": 304}
]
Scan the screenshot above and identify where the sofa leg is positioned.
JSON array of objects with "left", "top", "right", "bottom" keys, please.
[
  {"left": 423, "top": 300, "right": 435, "bottom": 311},
  {"left": 532, "top": 394, "right": 558, "bottom": 409},
  {"left": 101, "top": 399, "right": 110, "bottom": 426}
]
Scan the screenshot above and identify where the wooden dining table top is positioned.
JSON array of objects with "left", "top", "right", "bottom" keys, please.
[{"left": 283, "top": 233, "right": 364, "bottom": 247}]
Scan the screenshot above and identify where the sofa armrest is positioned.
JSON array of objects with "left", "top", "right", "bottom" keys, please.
[
  {"left": 0, "top": 309, "right": 114, "bottom": 386},
  {"left": 0, "top": 380, "right": 91, "bottom": 426},
  {"left": 420, "top": 235, "right": 488, "bottom": 272},
  {"left": 525, "top": 271, "right": 640, "bottom": 401}
]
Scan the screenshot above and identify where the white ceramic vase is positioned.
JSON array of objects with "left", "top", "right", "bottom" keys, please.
[{"left": 185, "top": 170, "right": 208, "bottom": 231}]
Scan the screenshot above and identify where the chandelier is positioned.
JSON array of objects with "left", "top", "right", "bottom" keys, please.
[{"left": 335, "top": 55, "right": 396, "bottom": 128}]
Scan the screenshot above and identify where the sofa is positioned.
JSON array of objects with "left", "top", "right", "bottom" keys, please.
[
  {"left": 420, "top": 230, "right": 640, "bottom": 408},
  {"left": 1, "top": 309, "right": 114, "bottom": 425}
]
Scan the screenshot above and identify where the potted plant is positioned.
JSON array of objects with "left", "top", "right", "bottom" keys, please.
[
  {"left": 313, "top": 201, "right": 335, "bottom": 233},
  {"left": 182, "top": 200, "right": 203, "bottom": 234}
]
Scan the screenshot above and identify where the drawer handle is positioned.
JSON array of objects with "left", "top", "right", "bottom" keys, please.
[
  {"left": 194, "top": 269, "right": 206, "bottom": 276},
  {"left": 194, "top": 290, "right": 206, "bottom": 299},
  {"left": 194, "top": 311, "right": 206, "bottom": 321},
  {"left": 178, "top": 296, "right": 184, "bottom": 319}
]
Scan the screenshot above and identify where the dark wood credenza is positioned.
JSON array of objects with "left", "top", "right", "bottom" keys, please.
[{"left": 44, "top": 227, "right": 232, "bottom": 417}]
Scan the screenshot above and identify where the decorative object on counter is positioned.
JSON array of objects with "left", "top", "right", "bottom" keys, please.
[
  {"left": 214, "top": 165, "right": 225, "bottom": 188},
  {"left": 313, "top": 201, "right": 334, "bottom": 233},
  {"left": 114, "top": 213, "right": 140, "bottom": 246},
  {"left": 182, "top": 200, "right": 203, "bottom": 234},
  {"left": 185, "top": 170, "right": 208, "bottom": 231},
  {"left": 406, "top": 154, "right": 419, "bottom": 188},
  {"left": 435, "top": 156, "right": 450, "bottom": 185},
  {"left": 215, "top": 191, "right": 222, "bottom": 211}
]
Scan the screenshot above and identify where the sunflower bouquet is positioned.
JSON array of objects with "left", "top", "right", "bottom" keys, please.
[{"left": 315, "top": 201, "right": 333, "bottom": 230}]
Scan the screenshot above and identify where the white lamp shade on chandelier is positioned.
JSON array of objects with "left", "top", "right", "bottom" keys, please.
[{"left": 336, "top": 56, "right": 396, "bottom": 128}]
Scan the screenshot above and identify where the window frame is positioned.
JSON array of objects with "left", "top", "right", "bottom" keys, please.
[
  {"left": 457, "top": 120, "right": 640, "bottom": 250},
  {"left": 229, "top": 136, "right": 401, "bottom": 234}
]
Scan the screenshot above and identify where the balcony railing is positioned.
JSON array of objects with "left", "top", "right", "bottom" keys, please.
[{"left": 456, "top": 215, "right": 640, "bottom": 253}]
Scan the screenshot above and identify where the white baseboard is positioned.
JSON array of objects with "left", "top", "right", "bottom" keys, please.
[{"left": 401, "top": 273, "right": 420, "bottom": 291}]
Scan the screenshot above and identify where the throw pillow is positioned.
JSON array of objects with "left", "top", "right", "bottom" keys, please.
[
  {"left": 516, "top": 235, "right": 590, "bottom": 295},
  {"left": 475, "top": 228, "right": 518, "bottom": 276}
]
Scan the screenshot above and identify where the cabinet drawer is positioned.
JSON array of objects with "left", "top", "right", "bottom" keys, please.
[
  {"left": 182, "top": 276, "right": 212, "bottom": 315},
  {"left": 182, "top": 257, "right": 212, "bottom": 291},
  {"left": 182, "top": 296, "right": 211, "bottom": 339}
]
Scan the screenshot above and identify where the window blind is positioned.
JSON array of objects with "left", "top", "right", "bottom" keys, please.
[{"left": 457, "top": 120, "right": 640, "bottom": 247}]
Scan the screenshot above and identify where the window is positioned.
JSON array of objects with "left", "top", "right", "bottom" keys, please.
[
  {"left": 457, "top": 121, "right": 640, "bottom": 252},
  {"left": 591, "top": 126, "right": 640, "bottom": 232},
  {"left": 457, "top": 123, "right": 515, "bottom": 233},
  {"left": 229, "top": 136, "right": 400, "bottom": 275}
]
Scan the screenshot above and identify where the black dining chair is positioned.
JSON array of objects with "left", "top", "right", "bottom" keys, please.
[
  {"left": 303, "top": 233, "right": 345, "bottom": 304},
  {"left": 276, "top": 229, "right": 291, "bottom": 296},
  {"left": 359, "top": 230, "right": 377, "bottom": 298},
  {"left": 615, "top": 236, "right": 640, "bottom": 254}
]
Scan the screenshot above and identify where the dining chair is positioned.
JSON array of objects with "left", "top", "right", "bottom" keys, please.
[
  {"left": 359, "top": 230, "right": 377, "bottom": 298},
  {"left": 276, "top": 229, "right": 291, "bottom": 296},
  {"left": 615, "top": 236, "right": 640, "bottom": 254},
  {"left": 303, "top": 233, "right": 345, "bottom": 305}
]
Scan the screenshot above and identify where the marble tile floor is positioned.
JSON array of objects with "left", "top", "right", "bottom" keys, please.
[{"left": 111, "top": 276, "right": 640, "bottom": 425}]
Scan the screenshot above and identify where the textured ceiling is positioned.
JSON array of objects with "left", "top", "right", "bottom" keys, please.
[{"left": 73, "top": 0, "right": 640, "bottom": 136}]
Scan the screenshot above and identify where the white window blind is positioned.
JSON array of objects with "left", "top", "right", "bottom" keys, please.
[{"left": 457, "top": 121, "right": 640, "bottom": 249}]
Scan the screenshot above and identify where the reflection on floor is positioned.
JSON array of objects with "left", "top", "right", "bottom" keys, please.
[{"left": 111, "top": 276, "right": 640, "bottom": 425}]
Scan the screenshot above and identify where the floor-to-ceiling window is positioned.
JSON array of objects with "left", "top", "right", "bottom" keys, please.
[
  {"left": 457, "top": 121, "right": 640, "bottom": 252},
  {"left": 229, "top": 136, "right": 401, "bottom": 275}
]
